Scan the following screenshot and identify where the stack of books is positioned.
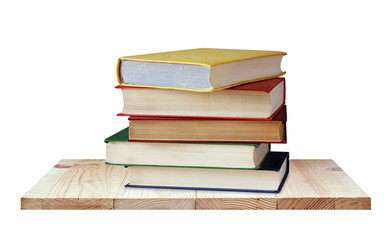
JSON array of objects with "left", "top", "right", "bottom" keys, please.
[{"left": 105, "top": 48, "right": 289, "bottom": 193}]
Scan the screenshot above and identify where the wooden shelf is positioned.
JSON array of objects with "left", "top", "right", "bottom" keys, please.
[{"left": 21, "top": 159, "right": 370, "bottom": 210}]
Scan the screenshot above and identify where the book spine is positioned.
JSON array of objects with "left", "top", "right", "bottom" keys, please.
[{"left": 116, "top": 58, "right": 123, "bottom": 85}]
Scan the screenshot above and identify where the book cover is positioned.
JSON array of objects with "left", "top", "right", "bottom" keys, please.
[
  {"left": 117, "top": 78, "right": 286, "bottom": 120},
  {"left": 105, "top": 128, "right": 270, "bottom": 169},
  {"left": 117, "top": 48, "right": 286, "bottom": 92},
  {"left": 125, "top": 106, "right": 287, "bottom": 143},
  {"left": 105, "top": 127, "right": 263, "bottom": 147},
  {"left": 127, "top": 105, "right": 287, "bottom": 122},
  {"left": 116, "top": 76, "right": 285, "bottom": 92},
  {"left": 118, "top": 48, "right": 286, "bottom": 67}
]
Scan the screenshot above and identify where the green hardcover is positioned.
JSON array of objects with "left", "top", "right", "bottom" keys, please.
[{"left": 104, "top": 127, "right": 270, "bottom": 170}]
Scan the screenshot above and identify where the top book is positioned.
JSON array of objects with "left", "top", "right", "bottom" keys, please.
[{"left": 117, "top": 48, "right": 286, "bottom": 92}]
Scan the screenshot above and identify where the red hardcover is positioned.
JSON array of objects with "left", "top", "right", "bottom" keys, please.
[
  {"left": 116, "top": 77, "right": 284, "bottom": 92},
  {"left": 126, "top": 125, "right": 287, "bottom": 144},
  {"left": 128, "top": 105, "right": 287, "bottom": 122},
  {"left": 126, "top": 106, "right": 287, "bottom": 144},
  {"left": 117, "top": 78, "right": 285, "bottom": 120}
]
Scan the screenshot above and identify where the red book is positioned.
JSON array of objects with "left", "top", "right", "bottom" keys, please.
[
  {"left": 117, "top": 77, "right": 285, "bottom": 120},
  {"left": 127, "top": 106, "right": 287, "bottom": 143}
]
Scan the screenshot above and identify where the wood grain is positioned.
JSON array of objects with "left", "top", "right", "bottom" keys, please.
[
  {"left": 196, "top": 191, "right": 276, "bottom": 210},
  {"left": 276, "top": 160, "right": 370, "bottom": 209},
  {"left": 21, "top": 159, "right": 129, "bottom": 210},
  {"left": 114, "top": 170, "right": 195, "bottom": 209},
  {"left": 21, "top": 159, "right": 370, "bottom": 210}
]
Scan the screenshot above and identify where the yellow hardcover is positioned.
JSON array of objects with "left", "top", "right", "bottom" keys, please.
[{"left": 117, "top": 48, "right": 286, "bottom": 92}]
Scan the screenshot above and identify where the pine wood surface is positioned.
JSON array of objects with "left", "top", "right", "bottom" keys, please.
[{"left": 21, "top": 159, "right": 370, "bottom": 210}]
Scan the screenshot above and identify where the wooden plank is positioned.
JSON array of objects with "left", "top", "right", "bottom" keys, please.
[
  {"left": 114, "top": 167, "right": 196, "bottom": 209},
  {"left": 277, "top": 160, "right": 371, "bottom": 210},
  {"left": 21, "top": 159, "right": 129, "bottom": 210},
  {"left": 21, "top": 159, "right": 370, "bottom": 210},
  {"left": 196, "top": 191, "right": 276, "bottom": 210}
]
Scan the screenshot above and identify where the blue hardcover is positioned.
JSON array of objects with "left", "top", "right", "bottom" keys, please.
[{"left": 125, "top": 151, "right": 289, "bottom": 193}]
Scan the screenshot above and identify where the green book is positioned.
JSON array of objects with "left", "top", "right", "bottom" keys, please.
[{"left": 105, "top": 127, "right": 270, "bottom": 169}]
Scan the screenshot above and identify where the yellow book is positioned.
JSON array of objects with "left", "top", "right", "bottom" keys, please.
[{"left": 117, "top": 48, "right": 286, "bottom": 92}]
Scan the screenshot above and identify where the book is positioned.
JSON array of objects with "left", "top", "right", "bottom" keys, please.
[
  {"left": 117, "top": 77, "right": 285, "bottom": 120},
  {"left": 105, "top": 127, "right": 270, "bottom": 169},
  {"left": 125, "top": 151, "right": 289, "bottom": 193},
  {"left": 117, "top": 48, "right": 286, "bottom": 92},
  {"left": 127, "top": 105, "right": 287, "bottom": 143}
]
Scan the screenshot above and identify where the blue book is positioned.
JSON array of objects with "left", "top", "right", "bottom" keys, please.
[{"left": 125, "top": 152, "right": 289, "bottom": 193}]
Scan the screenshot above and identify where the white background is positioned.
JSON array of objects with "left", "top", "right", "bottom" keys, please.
[{"left": 1, "top": 0, "right": 385, "bottom": 239}]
